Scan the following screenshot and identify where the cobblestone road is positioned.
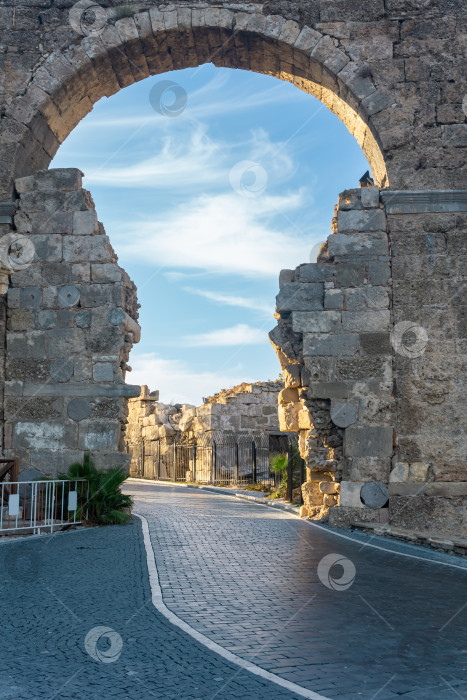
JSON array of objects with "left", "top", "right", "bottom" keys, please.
[
  {"left": 0, "top": 518, "right": 304, "bottom": 700},
  {"left": 129, "top": 480, "right": 467, "bottom": 700}
]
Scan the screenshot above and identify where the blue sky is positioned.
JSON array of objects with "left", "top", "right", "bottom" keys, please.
[{"left": 51, "top": 64, "right": 369, "bottom": 404}]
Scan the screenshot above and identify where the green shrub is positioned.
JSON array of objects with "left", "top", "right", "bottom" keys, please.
[
  {"left": 269, "top": 442, "right": 302, "bottom": 500},
  {"left": 59, "top": 453, "right": 133, "bottom": 525}
]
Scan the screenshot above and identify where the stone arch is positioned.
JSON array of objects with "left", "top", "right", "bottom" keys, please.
[{"left": 5, "top": 7, "right": 391, "bottom": 194}]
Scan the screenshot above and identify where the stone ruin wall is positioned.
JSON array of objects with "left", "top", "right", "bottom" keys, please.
[
  {"left": 271, "top": 187, "right": 466, "bottom": 537},
  {"left": 1, "top": 168, "right": 141, "bottom": 476},
  {"left": 125, "top": 380, "right": 285, "bottom": 478}
]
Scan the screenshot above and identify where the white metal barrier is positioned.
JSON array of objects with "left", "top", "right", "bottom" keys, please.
[{"left": 0, "top": 479, "right": 89, "bottom": 534}]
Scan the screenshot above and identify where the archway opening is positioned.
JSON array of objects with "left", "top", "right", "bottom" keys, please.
[{"left": 3, "top": 12, "right": 389, "bottom": 488}]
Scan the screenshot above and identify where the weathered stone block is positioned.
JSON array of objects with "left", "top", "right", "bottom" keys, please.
[
  {"left": 47, "top": 329, "right": 86, "bottom": 356},
  {"left": 93, "top": 362, "right": 113, "bottom": 382},
  {"left": 337, "top": 209, "right": 386, "bottom": 232},
  {"left": 30, "top": 212, "right": 72, "bottom": 234},
  {"left": 30, "top": 234, "right": 62, "bottom": 261},
  {"left": 50, "top": 358, "right": 74, "bottom": 382},
  {"left": 91, "top": 263, "right": 122, "bottom": 283},
  {"left": 409, "top": 462, "right": 429, "bottom": 482},
  {"left": 328, "top": 232, "right": 388, "bottom": 258},
  {"left": 276, "top": 283, "right": 324, "bottom": 312},
  {"left": 7, "top": 288, "right": 20, "bottom": 309},
  {"left": 303, "top": 333, "right": 359, "bottom": 356},
  {"left": 360, "top": 187, "right": 380, "bottom": 208},
  {"left": 278, "top": 387, "right": 299, "bottom": 404},
  {"left": 22, "top": 168, "right": 83, "bottom": 192},
  {"left": 7, "top": 331, "right": 46, "bottom": 359},
  {"left": 339, "top": 481, "right": 365, "bottom": 507},
  {"left": 342, "top": 310, "right": 391, "bottom": 332},
  {"left": 389, "top": 462, "right": 409, "bottom": 482},
  {"left": 319, "top": 481, "right": 340, "bottom": 494},
  {"left": 296, "top": 264, "right": 334, "bottom": 282},
  {"left": 75, "top": 310, "right": 91, "bottom": 328},
  {"left": 28, "top": 449, "right": 84, "bottom": 476},
  {"left": 42, "top": 262, "right": 71, "bottom": 286},
  {"left": 359, "top": 332, "right": 392, "bottom": 355},
  {"left": 441, "top": 124, "right": 467, "bottom": 148},
  {"left": 292, "top": 310, "right": 341, "bottom": 333},
  {"left": 278, "top": 402, "right": 301, "bottom": 431},
  {"left": 344, "top": 287, "right": 389, "bottom": 310},
  {"left": 368, "top": 260, "right": 390, "bottom": 286},
  {"left": 78, "top": 420, "right": 119, "bottom": 450},
  {"left": 335, "top": 262, "right": 367, "bottom": 287},
  {"left": 71, "top": 263, "right": 90, "bottom": 282},
  {"left": 324, "top": 289, "right": 344, "bottom": 309},
  {"left": 73, "top": 210, "right": 98, "bottom": 235},
  {"left": 8, "top": 308, "right": 32, "bottom": 331},
  {"left": 63, "top": 235, "right": 91, "bottom": 262},
  {"left": 298, "top": 408, "right": 312, "bottom": 430},
  {"left": 310, "top": 381, "right": 348, "bottom": 399},
  {"left": 284, "top": 363, "right": 301, "bottom": 388},
  {"left": 13, "top": 421, "right": 78, "bottom": 449},
  {"left": 344, "top": 426, "right": 393, "bottom": 457}
]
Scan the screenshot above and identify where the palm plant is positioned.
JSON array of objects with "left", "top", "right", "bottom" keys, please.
[
  {"left": 270, "top": 442, "right": 302, "bottom": 500},
  {"left": 59, "top": 453, "right": 133, "bottom": 525}
]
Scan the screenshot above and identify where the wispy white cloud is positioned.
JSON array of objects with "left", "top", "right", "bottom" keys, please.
[
  {"left": 183, "top": 323, "right": 267, "bottom": 347},
  {"left": 113, "top": 190, "right": 312, "bottom": 277},
  {"left": 77, "top": 72, "right": 303, "bottom": 130},
  {"left": 128, "top": 352, "right": 257, "bottom": 405},
  {"left": 183, "top": 287, "right": 273, "bottom": 315},
  {"left": 85, "top": 129, "right": 221, "bottom": 188},
  {"left": 84, "top": 126, "right": 296, "bottom": 192}
]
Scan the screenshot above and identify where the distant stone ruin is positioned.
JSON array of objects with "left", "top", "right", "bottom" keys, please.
[{"left": 125, "top": 381, "right": 287, "bottom": 480}]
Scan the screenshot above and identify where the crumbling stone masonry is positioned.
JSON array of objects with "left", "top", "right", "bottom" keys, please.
[
  {"left": 271, "top": 187, "right": 467, "bottom": 536},
  {"left": 125, "top": 381, "right": 285, "bottom": 478},
  {"left": 0, "top": 1, "right": 465, "bottom": 534},
  {"left": 2, "top": 169, "right": 140, "bottom": 475}
]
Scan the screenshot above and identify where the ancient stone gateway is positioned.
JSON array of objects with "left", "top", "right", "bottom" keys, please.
[{"left": 0, "top": 2, "right": 465, "bottom": 534}]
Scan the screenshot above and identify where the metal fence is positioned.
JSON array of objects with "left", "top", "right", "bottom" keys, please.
[
  {"left": 129, "top": 432, "right": 285, "bottom": 487},
  {"left": 0, "top": 479, "right": 89, "bottom": 534}
]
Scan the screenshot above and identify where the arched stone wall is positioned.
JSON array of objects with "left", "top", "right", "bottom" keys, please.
[
  {"left": 1, "top": 6, "right": 392, "bottom": 196},
  {"left": 1, "top": 1, "right": 465, "bottom": 196}
]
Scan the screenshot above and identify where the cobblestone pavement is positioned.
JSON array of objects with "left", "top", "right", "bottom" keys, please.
[
  {"left": 0, "top": 520, "right": 305, "bottom": 700},
  {"left": 128, "top": 480, "right": 467, "bottom": 700}
]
